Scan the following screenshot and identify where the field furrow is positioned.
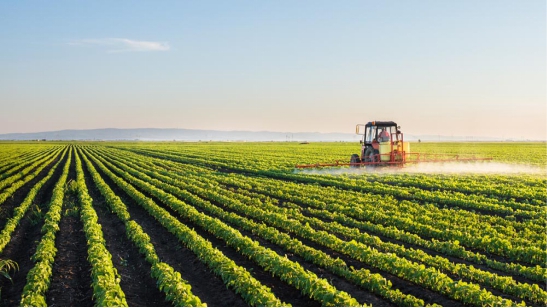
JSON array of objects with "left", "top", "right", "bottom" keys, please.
[{"left": 0, "top": 142, "right": 544, "bottom": 307}]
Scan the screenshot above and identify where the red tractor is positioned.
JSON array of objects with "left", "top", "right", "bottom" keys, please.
[{"left": 351, "top": 121, "right": 408, "bottom": 167}]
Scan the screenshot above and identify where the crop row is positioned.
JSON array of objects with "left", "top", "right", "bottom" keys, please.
[
  {"left": 119, "top": 146, "right": 545, "bottom": 236},
  {"left": 287, "top": 172, "right": 544, "bottom": 213},
  {"left": 0, "top": 149, "right": 59, "bottom": 182},
  {"left": 83, "top": 147, "right": 364, "bottom": 307},
  {"left": 0, "top": 147, "right": 57, "bottom": 176},
  {"left": 105, "top": 148, "right": 547, "bottom": 282},
  {"left": 165, "top": 163, "right": 533, "bottom": 304},
  {"left": 80, "top": 148, "right": 287, "bottom": 306},
  {"left": 129, "top": 144, "right": 546, "bottom": 204},
  {"left": 20, "top": 147, "right": 72, "bottom": 306},
  {"left": 258, "top": 170, "right": 544, "bottom": 221},
  {"left": 108, "top": 146, "right": 546, "bottom": 280},
  {"left": 253, "top": 172, "right": 545, "bottom": 264},
  {"left": 153, "top": 159, "right": 545, "bottom": 306},
  {"left": 91, "top": 146, "right": 529, "bottom": 306},
  {"left": 227, "top": 172, "right": 545, "bottom": 266},
  {"left": 88, "top": 147, "right": 426, "bottom": 306},
  {"left": 227, "top": 185, "right": 546, "bottom": 284},
  {"left": 73, "top": 150, "right": 128, "bottom": 306},
  {"left": 0, "top": 147, "right": 67, "bottom": 254},
  {"left": 355, "top": 173, "right": 545, "bottom": 205},
  {"left": 114, "top": 146, "right": 545, "bottom": 266},
  {"left": 112, "top": 146, "right": 547, "bottom": 216},
  {"left": 78, "top": 148, "right": 206, "bottom": 306},
  {"left": 0, "top": 148, "right": 63, "bottom": 205}
]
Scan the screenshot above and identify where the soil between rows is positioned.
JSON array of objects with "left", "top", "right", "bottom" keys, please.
[
  {"left": 86, "top": 148, "right": 323, "bottom": 306},
  {"left": 0, "top": 151, "right": 66, "bottom": 306},
  {"left": 80, "top": 152, "right": 170, "bottom": 306},
  {"left": 0, "top": 150, "right": 63, "bottom": 230},
  {"left": 0, "top": 150, "right": 53, "bottom": 188},
  {"left": 110, "top": 148, "right": 515, "bottom": 305},
  {"left": 88, "top": 147, "right": 547, "bottom": 306},
  {"left": 84, "top": 151, "right": 251, "bottom": 307},
  {"left": 118, "top": 148, "right": 541, "bottom": 265},
  {"left": 0, "top": 150, "right": 49, "bottom": 182},
  {"left": 95, "top": 148, "right": 461, "bottom": 306},
  {"left": 187, "top": 181, "right": 462, "bottom": 307},
  {"left": 46, "top": 149, "right": 94, "bottom": 306},
  {"left": 205, "top": 206, "right": 392, "bottom": 307},
  {"left": 225, "top": 183, "right": 546, "bottom": 305},
  {"left": 220, "top": 177, "right": 543, "bottom": 285},
  {"left": 165, "top": 154, "right": 533, "bottom": 222}
]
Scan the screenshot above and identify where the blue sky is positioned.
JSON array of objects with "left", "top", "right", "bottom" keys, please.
[{"left": 1, "top": 1, "right": 545, "bottom": 139}]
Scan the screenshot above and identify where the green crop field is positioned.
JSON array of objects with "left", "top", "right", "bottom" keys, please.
[{"left": 0, "top": 141, "right": 545, "bottom": 306}]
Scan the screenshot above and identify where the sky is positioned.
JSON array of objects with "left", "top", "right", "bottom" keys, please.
[{"left": 1, "top": 0, "right": 545, "bottom": 140}]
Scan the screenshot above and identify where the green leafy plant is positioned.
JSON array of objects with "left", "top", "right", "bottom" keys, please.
[
  {"left": 64, "top": 179, "right": 79, "bottom": 196},
  {"left": 0, "top": 258, "right": 19, "bottom": 283},
  {"left": 0, "top": 258, "right": 19, "bottom": 301},
  {"left": 28, "top": 204, "right": 45, "bottom": 227}
]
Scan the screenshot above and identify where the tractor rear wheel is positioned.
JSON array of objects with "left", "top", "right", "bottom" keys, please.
[
  {"left": 364, "top": 148, "right": 379, "bottom": 163},
  {"left": 350, "top": 154, "right": 361, "bottom": 168}
]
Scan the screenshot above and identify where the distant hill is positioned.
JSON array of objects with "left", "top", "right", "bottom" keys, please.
[
  {"left": 0, "top": 128, "right": 508, "bottom": 142},
  {"left": 0, "top": 128, "right": 359, "bottom": 142}
]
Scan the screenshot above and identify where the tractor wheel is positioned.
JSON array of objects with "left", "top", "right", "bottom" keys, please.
[
  {"left": 350, "top": 154, "right": 361, "bottom": 168},
  {"left": 364, "top": 148, "right": 379, "bottom": 163}
]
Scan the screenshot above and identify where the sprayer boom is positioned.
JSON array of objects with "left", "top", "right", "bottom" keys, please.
[{"left": 295, "top": 153, "right": 493, "bottom": 169}]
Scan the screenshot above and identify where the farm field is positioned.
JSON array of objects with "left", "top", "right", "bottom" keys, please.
[{"left": 0, "top": 141, "right": 545, "bottom": 307}]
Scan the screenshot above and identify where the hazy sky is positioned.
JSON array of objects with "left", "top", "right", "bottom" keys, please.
[{"left": 1, "top": 1, "right": 545, "bottom": 139}]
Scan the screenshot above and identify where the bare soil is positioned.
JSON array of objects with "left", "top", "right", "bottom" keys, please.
[{"left": 46, "top": 152, "right": 93, "bottom": 306}]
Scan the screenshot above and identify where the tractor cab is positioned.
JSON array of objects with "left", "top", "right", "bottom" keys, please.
[{"left": 352, "top": 121, "right": 407, "bottom": 165}]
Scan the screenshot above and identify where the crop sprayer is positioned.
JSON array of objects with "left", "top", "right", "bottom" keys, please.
[{"left": 295, "top": 121, "right": 493, "bottom": 169}]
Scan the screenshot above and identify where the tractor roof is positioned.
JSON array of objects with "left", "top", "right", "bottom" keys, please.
[{"left": 365, "top": 121, "right": 398, "bottom": 127}]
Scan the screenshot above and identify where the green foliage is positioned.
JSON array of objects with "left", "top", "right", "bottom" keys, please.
[
  {"left": 0, "top": 147, "right": 67, "bottom": 256},
  {"left": 64, "top": 179, "right": 79, "bottom": 196},
  {"left": 28, "top": 204, "right": 45, "bottom": 227},
  {"left": 74, "top": 150, "right": 128, "bottom": 307},
  {"left": 21, "top": 147, "right": 72, "bottom": 307},
  {"left": 0, "top": 258, "right": 19, "bottom": 283},
  {"left": 1, "top": 142, "right": 545, "bottom": 307},
  {"left": 0, "top": 258, "right": 19, "bottom": 301},
  {"left": 79, "top": 148, "right": 206, "bottom": 306},
  {"left": 95, "top": 142, "right": 545, "bottom": 306}
]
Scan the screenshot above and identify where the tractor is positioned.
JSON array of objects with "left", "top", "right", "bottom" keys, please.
[{"left": 351, "top": 121, "right": 409, "bottom": 167}]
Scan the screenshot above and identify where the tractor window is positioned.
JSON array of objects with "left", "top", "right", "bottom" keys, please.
[
  {"left": 365, "top": 126, "right": 376, "bottom": 143},
  {"left": 385, "top": 126, "right": 400, "bottom": 141},
  {"left": 383, "top": 126, "right": 394, "bottom": 135}
]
